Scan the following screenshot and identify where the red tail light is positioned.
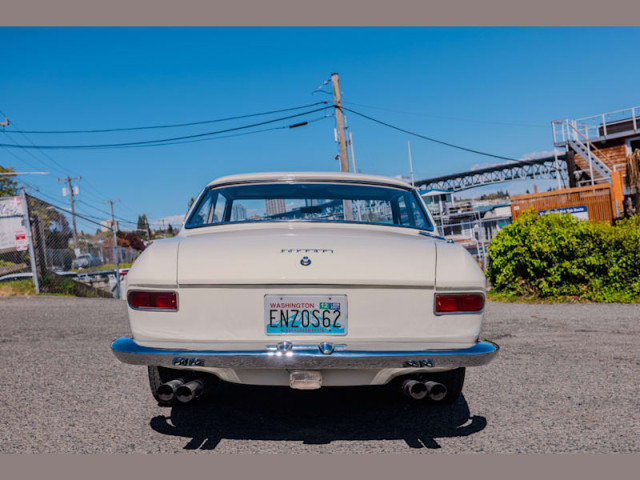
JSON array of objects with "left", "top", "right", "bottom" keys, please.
[
  {"left": 127, "top": 291, "right": 178, "bottom": 311},
  {"left": 435, "top": 293, "right": 484, "bottom": 313}
]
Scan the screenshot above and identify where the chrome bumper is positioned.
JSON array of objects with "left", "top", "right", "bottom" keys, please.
[{"left": 110, "top": 337, "right": 499, "bottom": 370}]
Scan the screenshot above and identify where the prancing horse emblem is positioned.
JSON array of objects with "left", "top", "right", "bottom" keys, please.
[{"left": 300, "top": 256, "right": 311, "bottom": 266}]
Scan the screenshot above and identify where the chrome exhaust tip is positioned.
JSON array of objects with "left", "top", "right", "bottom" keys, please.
[
  {"left": 424, "top": 381, "right": 447, "bottom": 402},
  {"left": 175, "top": 379, "right": 205, "bottom": 403},
  {"left": 156, "top": 378, "right": 186, "bottom": 403},
  {"left": 402, "top": 379, "right": 428, "bottom": 400}
]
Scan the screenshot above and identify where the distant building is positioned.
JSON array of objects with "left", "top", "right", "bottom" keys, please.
[
  {"left": 232, "top": 203, "right": 247, "bottom": 221},
  {"left": 421, "top": 189, "right": 454, "bottom": 218},
  {"left": 101, "top": 219, "right": 119, "bottom": 232},
  {"left": 421, "top": 190, "right": 512, "bottom": 265},
  {"left": 265, "top": 199, "right": 286, "bottom": 216}
]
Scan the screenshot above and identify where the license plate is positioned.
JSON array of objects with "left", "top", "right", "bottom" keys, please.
[{"left": 264, "top": 295, "right": 347, "bottom": 335}]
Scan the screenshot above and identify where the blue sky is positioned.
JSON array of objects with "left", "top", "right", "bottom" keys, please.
[{"left": 1, "top": 27, "right": 639, "bottom": 231}]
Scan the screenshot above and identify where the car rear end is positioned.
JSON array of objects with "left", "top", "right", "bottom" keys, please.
[{"left": 111, "top": 173, "right": 498, "bottom": 403}]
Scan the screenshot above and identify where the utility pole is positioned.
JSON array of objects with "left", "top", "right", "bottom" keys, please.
[
  {"left": 58, "top": 175, "right": 81, "bottom": 253},
  {"left": 348, "top": 131, "right": 357, "bottom": 173},
  {"left": 331, "top": 73, "right": 353, "bottom": 220},
  {"left": 348, "top": 132, "right": 363, "bottom": 222},
  {"left": 104, "top": 199, "right": 121, "bottom": 299},
  {"left": 407, "top": 140, "right": 415, "bottom": 187},
  {"left": 331, "top": 73, "right": 350, "bottom": 173}
]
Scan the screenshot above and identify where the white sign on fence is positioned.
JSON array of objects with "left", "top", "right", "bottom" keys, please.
[
  {"left": 14, "top": 228, "right": 28, "bottom": 251},
  {"left": 0, "top": 196, "right": 26, "bottom": 250},
  {"left": 538, "top": 205, "right": 589, "bottom": 221}
]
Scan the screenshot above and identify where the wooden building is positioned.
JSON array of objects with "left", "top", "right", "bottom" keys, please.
[{"left": 552, "top": 106, "right": 640, "bottom": 216}]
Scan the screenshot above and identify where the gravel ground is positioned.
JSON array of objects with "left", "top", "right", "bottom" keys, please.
[{"left": 0, "top": 296, "right": 638, "bottom": 453}]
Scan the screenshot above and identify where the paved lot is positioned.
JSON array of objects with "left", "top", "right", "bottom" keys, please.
[{"left": 0, "top": 296, "right": 638, "bottom": 453}]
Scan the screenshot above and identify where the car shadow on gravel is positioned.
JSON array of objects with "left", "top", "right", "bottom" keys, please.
[{"left": 149, "top": 381, "right": 487, "bottom": 450}]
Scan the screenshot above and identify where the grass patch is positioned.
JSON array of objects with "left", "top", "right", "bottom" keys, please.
[
  {"left": 71, "top": 262, "right": 132, "bottom": 273},
  {"left": 0, "top": 279, "right": 36, "bottom": 296},
  {"left": 0, "top": 276, "right": 95, "bottom": 298},
  {"left": 0, "top": 279, "right": 73, "bottom": 297}
]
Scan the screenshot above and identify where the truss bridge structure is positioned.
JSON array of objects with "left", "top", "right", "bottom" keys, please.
[{"left": 415, "top": 155, "right": 568, "bottom": 192}]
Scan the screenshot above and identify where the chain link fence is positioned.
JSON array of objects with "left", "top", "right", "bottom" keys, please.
[
  {"left": 436, "top": 213, "right": 513, "bottom": 270},
  {"left": 1, "top": 191, "right": 144, "bottom": 298}
]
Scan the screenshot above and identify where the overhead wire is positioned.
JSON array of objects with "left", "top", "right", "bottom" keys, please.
[
  {"left": 21, "top": 186, "right": 110, "bottom": 232},
  {"left": 34, "top": 198, "right": 112, "bottom": 229},
  {"left": 5, "top": 101, "right": 329, "bottom": 134},
  {"left": 342, "top": 101, "right": 548, "bottom": 129},
  {"left": 75, "top": 199, "right": 138, "bottom": 225},
  {"left": 0, "top": 141, "right": 43, "bottom": 172},
  {"left": 0, "top": 130, "right": 132, "bottom": 226},
  {"left": 0, "top": 106, "right": 334, "bottom": 150},
  {"left": 101, "top": 114, "right": 331, "bottom": 149},
  {"left": 0, "top": 105, "right": 138, "bottom": 214},
  {"left": 341, "top": 106, "right": 551, "bottom": 167},
  {"left": 1, "top": 102, "right": 331, "bottom": 226}
]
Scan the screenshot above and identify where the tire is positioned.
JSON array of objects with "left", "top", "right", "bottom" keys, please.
[
  {"left": 422, "top": 367, "right": 466, "bottom": 404},
  {"left": 147, "top": 366, "right": 185, "bottom": 406}
]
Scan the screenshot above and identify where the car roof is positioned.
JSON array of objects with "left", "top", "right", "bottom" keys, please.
[{"left": 206, "top": 172, "right": 412, "bottom": 189}]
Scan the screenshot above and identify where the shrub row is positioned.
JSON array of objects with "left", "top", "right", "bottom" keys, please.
[{"left": 487, "top": 211, "right": 640, "bottom": 302}]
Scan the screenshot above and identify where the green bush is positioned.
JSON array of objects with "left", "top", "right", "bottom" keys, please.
[{"left": 487, "top": 211, "right": 640, "bottom": 302}]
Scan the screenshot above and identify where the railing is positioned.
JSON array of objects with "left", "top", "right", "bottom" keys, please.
[
  {"left": 564, "top": 121, "right": 613, "bottom": 168},
  {"left": 553, "top": 106, "right": 640, "bottom": 145}
]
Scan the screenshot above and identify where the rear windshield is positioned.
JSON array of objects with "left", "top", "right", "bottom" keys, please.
[{"left": 185, "top": 182, "right": 433, "bottom": 231}]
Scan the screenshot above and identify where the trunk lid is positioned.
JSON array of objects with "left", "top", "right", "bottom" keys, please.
[{"left": 177, "top": 224, "right": 436, "bottom": 286}]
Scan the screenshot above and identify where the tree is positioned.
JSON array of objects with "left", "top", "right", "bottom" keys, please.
[
  {"left": 116, "top": 231, "right": 146, "bottom": 251},
  {"left": 26, "top": 195, "right": 73, "bottom": 250},
  {"left": 0, "top": 166, "right": 19, "bottom": 197},
  {"left": 136, "top": 214, "right": 150, "bottom": 238}
]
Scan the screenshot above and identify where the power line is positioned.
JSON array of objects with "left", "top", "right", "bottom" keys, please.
[
  {"left": 0, "top": 127, "right": 76, "bottom": 176},
  {"left": 0, "top": 106, "right": 333, "bottom": 150},
  {"left": 342, "top": 101, "right": 548, "bottom": 129},
  {"left": 4, "top": 101, "right": 329, "bottom": 134},
  {"left": 26, "top": 193, "right": 110, "bottom": 229},
  {"left": 0, "top": 129, "right": 67, "bottom": 175},
  {"left": 0, "top": 106, "right": 108, "bottom": 205},
  {"left": 0, "top": 106, "right": 327, "bottom": 217},
  {"left": 0, "top": 141, "right": 43, "bottom": 171},
  {"left": 342, "top": 106, "right": 535, "bottom": 164},
  {"left": 3, "top": 105, "right": 329, "bottom": 222},
  {"left": 76, "top": 199, "right": 137, "bottom": 225},
  {"left": 100, "top": 115, "right": 331, "bottom": 149},
  {"left": 0, "top": 110, "right": 137, "bottom": 212},
  {"left": 23, "top": 187, "right": 116, "bottom": 229}
]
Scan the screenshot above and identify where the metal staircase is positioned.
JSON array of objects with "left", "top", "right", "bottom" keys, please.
[
  {"left": 567, "top": 138, "right": 611, "bottom": 180},
  {"left": 552, "top": 118, "right": 612, "bottom": 185}
]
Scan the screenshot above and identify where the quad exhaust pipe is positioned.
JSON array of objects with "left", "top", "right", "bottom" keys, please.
[
  {"left": 402, "top": 379, "right": 447, "bottom": 402},
  {"left": 175, "top": 379, "right": 205, "bottom": 403},
  {"left": 157, "top": 378, "right": 187, "bottom": 403},
  {"left": 156, "top": 377, "right": 205, "bottom": 404}
]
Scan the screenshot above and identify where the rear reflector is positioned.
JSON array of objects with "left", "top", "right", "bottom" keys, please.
[
  {"left": 435, "top": 293, "right": 484, "bottom": 313},
  {"left": 127, "top": 291, "right": 177, "bottom": 311}
]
